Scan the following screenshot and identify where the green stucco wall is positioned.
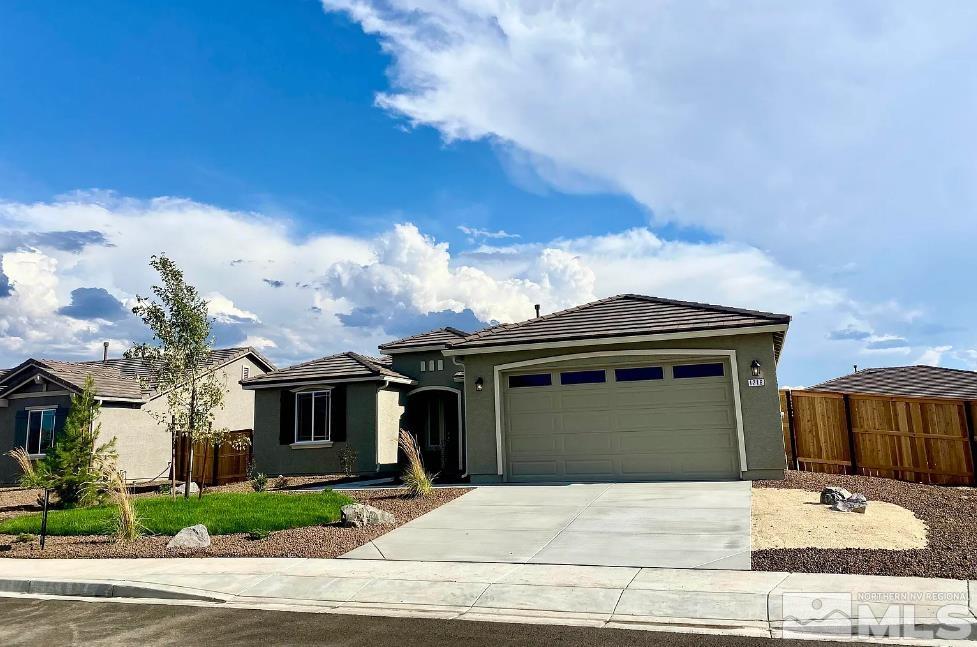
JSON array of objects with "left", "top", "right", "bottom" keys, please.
[
  {"left": 252, "top": 381, "right": 404, "bottom": 476},
  {"left": 0, "top": 392, "right": 73, "bottom": 483},
  {"left": 455, "top": 332, "right": 786, "bottom": 482}
]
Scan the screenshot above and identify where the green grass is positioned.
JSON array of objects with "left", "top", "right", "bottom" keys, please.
[{"left": 0, "top": 491, "right": 354, "bottom": 537}]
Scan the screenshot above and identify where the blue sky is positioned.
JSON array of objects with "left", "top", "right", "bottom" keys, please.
[{"left": 1, "top": 1, "right": 975, "bottom": 386}]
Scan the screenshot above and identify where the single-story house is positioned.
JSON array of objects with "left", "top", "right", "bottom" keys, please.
[
  {"left": 809, "top": 365, "right": 977, "bottom": 400},
  {"left": 0, "top": 346, "right": 275, "bottom": 484},
  {"left": 246, "top": 294, "right": 791, "bottom": 483}
]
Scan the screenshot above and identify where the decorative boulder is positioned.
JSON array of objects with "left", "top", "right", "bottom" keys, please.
[
  {"left": 820, "top": 486, "right": 852, "bottom": 505},
  {"left": 173, "top": 482, "right": 200, "bottom": 496},
  {"left": 341, "top": 504, "right": 395, "bottom": 528},
  {"left": 830, "top": 493, "right": 868, "bottom": 514},
  {"left": 167, "top": 524, "right": 211, "bottom": 550}
]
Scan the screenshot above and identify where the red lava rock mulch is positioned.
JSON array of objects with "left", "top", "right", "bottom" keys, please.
[
  {"left": 0, "top": 486, "right": 470, "bottom": 559},
  {"left": 752, "top": 471, "right": 977, "bottom": 580}
]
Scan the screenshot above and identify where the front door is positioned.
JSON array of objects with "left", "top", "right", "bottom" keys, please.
[{"left": 405, "top": 390, "right": 461, "bottom": 479}]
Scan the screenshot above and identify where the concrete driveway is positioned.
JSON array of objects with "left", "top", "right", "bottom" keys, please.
[{"left": 342, "top": 481, "right": 751, "bottom": 570}]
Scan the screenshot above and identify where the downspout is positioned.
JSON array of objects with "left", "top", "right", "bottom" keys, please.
[{"left": 452, "top": 355, "right": 469, "bottom": 479}]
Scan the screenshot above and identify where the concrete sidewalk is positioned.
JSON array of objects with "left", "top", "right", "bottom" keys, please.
[{"left": 1, "top": 558, "right": 976, "bottom": 644}]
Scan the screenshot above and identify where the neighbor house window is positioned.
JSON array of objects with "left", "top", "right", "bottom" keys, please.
[
  {"left": 508, "top": 373, "right": 552, "bottom": 388},
  {"left": 428, "top": 360, "right": 436, "bottom": 372},
  {"left": 615, "top": 366, "right": 664, "bottom": 382},
  {"left": 560, "top": 370, "right": 606, "bottom": 385},
  {"left": 420, "top": 361, "right": 426, "bottom": 372},
  {"left": 672, "top": 363, "right": 725, "bottom": 379},
  {"left": 295, "top": 391, "right": 330, "bottom": 443},
  {"left": 25, "top": 408, "right": 56, "bottom": 456},
  {"left": 437, "top": 359, "right": 444, "bottom": 371}
]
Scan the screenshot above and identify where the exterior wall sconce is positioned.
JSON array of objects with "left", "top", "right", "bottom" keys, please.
[
  {"left": 750, "top": 360, "right": 763, "bottom": 378},
  {"left": 474, "top": 377, "right": 484, "bottom": 391}
]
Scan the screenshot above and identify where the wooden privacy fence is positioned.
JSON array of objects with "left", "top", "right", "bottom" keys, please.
[
  {"left": 780, "top": 390, "right": 977, "bottom": 485},
  {"left": 174, "top": 429, "right": 253, "bottom": 487}
]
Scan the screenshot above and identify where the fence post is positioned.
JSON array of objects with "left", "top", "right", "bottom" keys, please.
[
  {"left": 785, "top": 390, "right": 799, "bottom": 470},
  {"left": 842, "top": 394, "right": 858, "bottom": 475},
  {"left": 963, "top": 401, "right": 977, "bottom": 486}
]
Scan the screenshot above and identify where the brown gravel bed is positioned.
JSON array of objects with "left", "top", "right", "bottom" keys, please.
[
  {"left": 752, "top": 471, "right": 977, "bottom": 580},
  {"left": 0, "top": 487, "right": 470, "bottom": 559}
]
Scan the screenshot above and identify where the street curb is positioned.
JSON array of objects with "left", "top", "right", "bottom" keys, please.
[{"left": 0, "top": 577, "right": 228, "bottom": 603}]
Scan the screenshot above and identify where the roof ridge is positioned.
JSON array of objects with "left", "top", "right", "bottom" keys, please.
[
  {"left": 379, "top": 326, "right": 472, "bottom": 349},
  {"left": 618, "top": 293, "right": 791, "bottom": 321},
  {"left": 455, "top": 294, "right": 623, "bottom": 343},
  {"left": 344, "top": 351, "right": 383, "bottom": 374}
]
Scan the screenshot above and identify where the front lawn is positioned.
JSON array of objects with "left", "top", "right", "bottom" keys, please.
[{"left": 0, "top": 491, "right": 353, "bottom": 536}]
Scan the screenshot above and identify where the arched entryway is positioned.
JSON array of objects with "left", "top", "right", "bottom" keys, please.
[{"left": 403, "top": 387, "right": 463, "bottom": 480}]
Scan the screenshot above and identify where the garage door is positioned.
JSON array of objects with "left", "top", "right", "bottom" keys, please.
[{"left": 502, "top": 358, "right": 740, "bottom": 482}]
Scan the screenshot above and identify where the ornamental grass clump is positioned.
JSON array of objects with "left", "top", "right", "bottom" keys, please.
[
  {"left": 398, "top": 429, "right": 433, "bottom": 498},
  {"left": 105, "top": 468, "right": 142, "bottom": 543}
]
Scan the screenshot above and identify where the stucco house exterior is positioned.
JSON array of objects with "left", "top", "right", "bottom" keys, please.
[
  {"left": 246, "top": 294, "right": 791, "bottom": 483},
  {"left": 0, "top": 347, "right": 274, "bottom": 484}
]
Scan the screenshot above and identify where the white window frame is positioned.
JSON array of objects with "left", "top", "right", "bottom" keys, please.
[
  {"left": 419, "top": 361, "right": 426, "bottom": 372},
  {"left": 436, "top": 359, "right": 444, "bottom": 371},
  {"left": 25, "top": 407, "right": 57, "bottom": 457},
  {"left": 293, "top": 390, "right": 331, "bottom": 444},
  {"left": 428, "top": 360, "right": 436, "bottom": 372}
]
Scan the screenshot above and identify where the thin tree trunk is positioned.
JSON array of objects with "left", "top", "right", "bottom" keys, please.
[
  {"left": 170, "top": 423, "right": 176, "bottom": 500},
  {"left": 198, "top": 441, "right": 209, "bottom": 500},
  {"left": 183, "top": 383, "right": 197, "bottom": 499}
]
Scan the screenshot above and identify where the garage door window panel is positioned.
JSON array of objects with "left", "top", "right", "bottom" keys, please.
[
  {"left": 559, "top": 370, "right": 606, "bottom": 385},
  {"left": 672, "top": 363, "right": 725, "bottom": 379},
  {"left": 508, "top": 373, "right": 552, "bottom": 388},
  {"left": 614, "top": 366, "right": 664, "bottom": 382}
]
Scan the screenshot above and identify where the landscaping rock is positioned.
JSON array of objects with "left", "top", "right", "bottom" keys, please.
[
  {"left": 166, "top": 524, "right": 211, "bottom": 550},
  {"left": 173, "top": 482, "right": 200, "bottom": 496},
  {"left": 820, "top": 486, "right": 852, "bottom": 505},
  {"left": 831, "top": 493, "right": 868, "bottom": 514},
  {"left": 341, "top": 504, "right": 394, "bottom": 528}
]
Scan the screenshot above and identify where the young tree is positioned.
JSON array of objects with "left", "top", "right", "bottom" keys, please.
[
  {"left": 9, "top": 376, "right": 117, "bottom": 507},
  {"left": 130, "top": 253, "right": 241, "bottom": 499}
]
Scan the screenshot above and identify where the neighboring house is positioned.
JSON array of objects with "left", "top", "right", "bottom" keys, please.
[
  {"left": 810, "top": 365, "right": 977, "bottom": 400},
  {"left": 246, "top": 294, "right": 791, "bottom": 483},
  {"left": 0, "top": 347, "right": 275, "bottom": 484}
]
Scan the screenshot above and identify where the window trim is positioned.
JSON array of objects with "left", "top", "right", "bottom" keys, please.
[
  {"left": 24, "top": 407, "right": 57, "bottom": 457},
  {"left": 436, "top": 359, "right": 444, "bottom": 371},
  {"left": 420, "top": 361, "right": 426, "bottom": 372},
  {"left": 427, "top": 360, "right": 436, "bottom": 372},
  {"left": 293, "top": 389, "right": 332, "bottom": 444}
]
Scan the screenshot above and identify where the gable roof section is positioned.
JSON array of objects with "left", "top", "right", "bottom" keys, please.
[
  {"left": 379, "top": 327, "right": 471, "bottom": 352},
  {"left": 809, "top": 365, "right": 977, "bottom": 400},
  {"left": 446, "top": 294, "right": 790, "bottom": 353},
  {"left": 242, "top": 352, "right": 412, "bottom": 388},
  {"left": 0, "top": 347, "right": 275, "bottom": 402}
]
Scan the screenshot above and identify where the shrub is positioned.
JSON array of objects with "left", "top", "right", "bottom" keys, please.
[
  {"left": 398, "top": 429, "right": 433, "bottom": 498},
  {"left": 273, "top": 475, "right": 289, "bottom": 490},
  {"left": 246, "top": 529, "right": 270, "bottom": 541},
  {"left": 158, "top": 483, "right": 172, "bottom": 495},
  {"left": 339, "top": 446, "right": 358, "bottom": 478},
  {"left": 13, "top": 533, "right": 34, "bottom": 544},
  {"left": 250, "top": 472, "right": 268, "bottom": 492}
]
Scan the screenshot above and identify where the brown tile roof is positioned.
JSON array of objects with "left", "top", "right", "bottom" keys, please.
[
  {"left": 447, "top": 294, "right": 790, "bottom": 351},
  {"left": 243, "top": 351, "right": 411, "bottom": 387},
  {"left": 379, "top": 327, "right": 471, "bottom": 352},
  {"left": 0, "top": 347, "right": 274, "bottom": 401},
  {"left": 809, "top": 365, "right": 977, "bottom": 400}
]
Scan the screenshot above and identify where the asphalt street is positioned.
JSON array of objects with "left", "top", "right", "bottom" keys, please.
[{"left": 0, "top": 598, "right": 888, "bottom": 647}]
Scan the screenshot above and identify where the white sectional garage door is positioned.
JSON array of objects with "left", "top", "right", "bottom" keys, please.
[{"left": 502, "top": 358, "right": 740, "bottom": 482}]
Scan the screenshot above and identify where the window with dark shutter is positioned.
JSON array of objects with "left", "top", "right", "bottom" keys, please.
[
  {"left": 13, "top": 410, "right": 28, "bottom": 450},
  {"left": 330, "top": 385, "right": 347, "bottom": 442},
  {"left": 279, "top": 390, "right": 295, "bottom": 445}
]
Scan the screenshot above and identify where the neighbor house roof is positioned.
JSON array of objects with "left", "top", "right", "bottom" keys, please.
[
  {"left": 446, "top": 294, "right": 791, "bottom": 355},
  {"left": 809, "top": 365, "right": 977, "bottom": 400},
  {"left": 242, "top": 352, "right": 412, "bottom": 388},
  {"left": 378, "top": 327, "right": 471, "bottom": 353},
  {"left": 0, "top": 347, "right": 274, "bottom": 402}
]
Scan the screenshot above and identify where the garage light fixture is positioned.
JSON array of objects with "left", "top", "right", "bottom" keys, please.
[
  {"left": 474, "top": 377, "right": 484, "bottom": 391},
  {"left": 750, "top": 360, "right": 763, "bottom": 378}
]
